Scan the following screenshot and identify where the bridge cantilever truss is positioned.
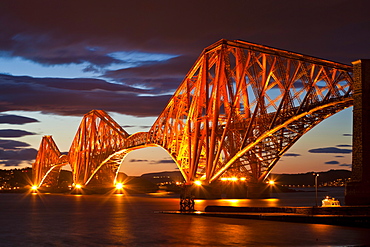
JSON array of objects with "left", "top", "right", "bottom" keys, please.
[
  {"left": 148, "top": 39, "right": 353, "bottom": 183},
  {"left": 33, "top": 39, "right": 354, "bottom": 188},
  {"left": 32, "top": 135, "right": 68, "bottom": 187},
  {"left": 68, "top": 110, "right": 130, "bottom": 186}
]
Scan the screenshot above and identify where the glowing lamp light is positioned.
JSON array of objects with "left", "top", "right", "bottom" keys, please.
[
  {"left": 240, "top": 177, "right": 246, "bottom": 181},
  {"left": 220, "top": 177, "right": 227, "bottom": 181},
  {"left": 75, "top": 184, "right": 82, "bottom": 189},
  {"left": 231, "top": 177, "right": 238, "bottom": 181},
  {"left": 31, "top": 185, "right": 38, "bottom": 190},
  {"left": 268, "top": 180, "right": 275, "bottom": 185},
  {"left": 115, "top": 183, "right": 124, "bottom": 190},
  {"left": 194, "top": 180, "right": 202, "bottom": 186}
]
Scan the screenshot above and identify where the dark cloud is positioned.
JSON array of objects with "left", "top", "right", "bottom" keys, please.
[
  {"left": 343, "top": 134, "right": 352, "bottom": 137},
  {"left": 339, "top": 164, "right": 352, "bottom": 167},
  {"left": 128, "top": 158, "right": 175, "bottom": 165},
  {"left": 0, "top": 148, "right": 37, "bottom": 160},
  {"left": 103, "top": 56, "right": 193, "bottom": 93},
  {"left": 0, "top": 139, "right": 30, "bottom": 149},
  {"left": 336, "top": 144, "right": 352, "bottom": 147},
  {"left": 121, "top": 125, "right": 136, "bottom": 128},
  {"left": 335, "top": 155, "right": 345, "bottom": 158},
  {"left": 1, "top": 0, "right": 369, "bottom": 65},
  {"left": 1, "top": 160, "right": 33, "bottom": 167},
  {"left": 129, "top": 159, "right": 175, "bottom": 165},
  {"left": 325, "top": 160, "right": 340, "bottom": 165},
  {"left": 150, "top": 159, "right": 176, "bottom": 164},
  {"left": 0, "top": 114, "right": 39, "bottom": 125},
  {"left": 0, "top": 139, "right": 37, "bottom": 167},
  {"left": 283, "top": 153, "right": 301, "bottom": 157},
  {"left": 308, "top": 147, "right": 352, "bottom": 154},
  {"left": 129, "top": 159, "right": 149, "bottom": 163},
  {"left": 0, "top": 74, "right": 171, "bottom": 117},
  {"left": 0, "top": 129, "right": 36, "bottom": 138}
]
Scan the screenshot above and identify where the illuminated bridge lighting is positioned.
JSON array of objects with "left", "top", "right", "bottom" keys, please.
[
  {"left": 268, "top": 180, "right": 275, "bottom": 185},
  {"left": 115, "top": 183, "right": 124, "bottom": 190},
  {"left": 220, "top": 177, "right": 247, "bottom": 181},
  {"left": 194, "top": 180, "right": 202, "bottom": 186},
  {"left": 32, "top": 39, "right": 354, "bottom": 191}
]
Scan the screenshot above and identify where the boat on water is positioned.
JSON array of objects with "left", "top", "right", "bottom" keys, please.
[{"left": 322, "top": 196, "right": 341, "bottom": 207}]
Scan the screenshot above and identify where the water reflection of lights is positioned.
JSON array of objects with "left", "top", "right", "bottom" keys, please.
[
  {"left": 220, "top": 199, "right": 243, "bottom": 207},
  {"left": 195, "top": 199, "right": 206, "bottom": 203},
  {"left": 265, "top": 198, "right": 279, "bottom": 207}
]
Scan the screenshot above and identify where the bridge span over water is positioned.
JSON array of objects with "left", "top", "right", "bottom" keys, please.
[{"left": 33, "top": 39, "right": 354, "bottom": 191}]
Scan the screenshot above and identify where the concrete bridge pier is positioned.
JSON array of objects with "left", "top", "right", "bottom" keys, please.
[{"left": 345, "top": 59, "right": 370, "bottom": 205}]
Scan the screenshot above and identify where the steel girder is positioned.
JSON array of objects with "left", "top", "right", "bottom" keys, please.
[
  {"left": 32, "top": 136, "right": 67, "bottom": 187},
  {"left": 148, "top": 39, "right": 353, "bottom": 184},
  {"left": 68, "top": 110, "right": 129, "bottom": 186}
]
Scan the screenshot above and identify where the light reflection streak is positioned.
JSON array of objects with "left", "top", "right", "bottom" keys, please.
[
  {"left": 194, "top": 197, "right": 282, "bottom": 210},
  {"left": 264, "top": 198, "right": 279, "bottom": 207},
  {"left": 219, "top": 199, "right": 243, "bottom": 207},
  {"left": 107, "top": 195, "right": 134, "bottom": 244}
]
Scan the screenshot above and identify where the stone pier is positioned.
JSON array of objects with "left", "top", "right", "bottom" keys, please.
[{"left": 345, "top": 59, "right": 370, "bottom": 205}]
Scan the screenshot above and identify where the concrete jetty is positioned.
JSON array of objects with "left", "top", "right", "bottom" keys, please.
[{"left": 161, "top": 206, "right": 370, "bottom": 228}]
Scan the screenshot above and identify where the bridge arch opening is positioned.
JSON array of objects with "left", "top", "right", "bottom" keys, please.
[
  {"left": 272, "top": 107, "right": 352, "bottom": 174},
  {"left": 118, "top": 147, "right": 179, "bottom": 177}
]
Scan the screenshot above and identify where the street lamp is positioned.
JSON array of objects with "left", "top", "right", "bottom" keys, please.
[{"left": 313, "top": 173, "right": 319, "bottom": 206}]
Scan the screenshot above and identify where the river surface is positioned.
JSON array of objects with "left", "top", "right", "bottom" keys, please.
[{"left": 0, "top": 187, "right": 369, "bottom": 246}]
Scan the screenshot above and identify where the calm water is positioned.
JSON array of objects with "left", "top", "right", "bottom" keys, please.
[{"left": 0, "top": 188, "right": 369, "bottom": 246}]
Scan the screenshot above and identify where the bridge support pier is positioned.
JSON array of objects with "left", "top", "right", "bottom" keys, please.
[
  {"left": 345, "top": 59, "right": 370, "bottom": 205},
  {"left": 247, "top": 182, "right": 270, "bottom": 199},
  {"left": 180, "top": 185, "right": 195, "bottom": 212}
]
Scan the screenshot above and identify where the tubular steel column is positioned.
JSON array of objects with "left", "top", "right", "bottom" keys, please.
[{"left": 345, "top": 59, "right": 370, "bottom": 205}]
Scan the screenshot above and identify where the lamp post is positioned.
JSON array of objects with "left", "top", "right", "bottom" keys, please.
[{"left": 313, "top": 173, "right": 319, "bottom": 206}]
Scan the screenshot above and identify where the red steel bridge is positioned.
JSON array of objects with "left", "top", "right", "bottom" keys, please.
[{"left": 33, "top": 39, "right": 354, "bottom": 191}]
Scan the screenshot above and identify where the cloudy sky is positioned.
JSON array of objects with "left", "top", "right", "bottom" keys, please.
[{"left": 0, "top": 0, "right": 368, "bottom": 175}]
